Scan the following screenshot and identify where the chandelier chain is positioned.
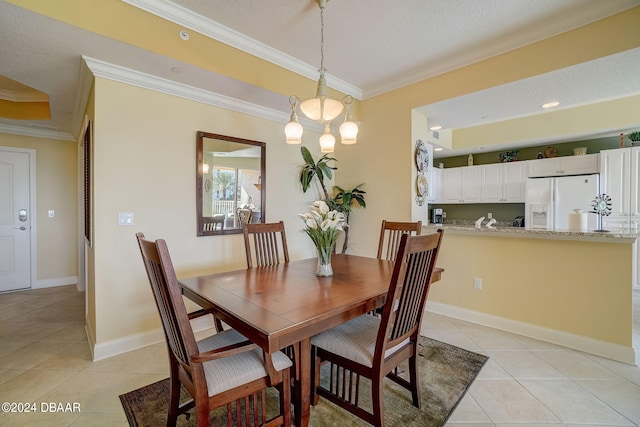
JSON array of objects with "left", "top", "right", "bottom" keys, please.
[{"left": 320, "top": 5, "right": 325, "bottom": 75}]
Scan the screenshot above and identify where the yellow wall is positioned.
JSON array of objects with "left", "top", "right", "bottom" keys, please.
[
  {"left": 338, "top": 7, "right": 640, "bottom": 257},
  {"left": 4, "top": 2, "right": 639, "bottom": 358},
  {"left": 0, "top": 133, "right": 77, "bottom": 283},
  {"left": 428, "top": 233, "right": 633, "bottom": 347},
  {"left": 91, "top": 77, "right": 323, "bottom": 344}
]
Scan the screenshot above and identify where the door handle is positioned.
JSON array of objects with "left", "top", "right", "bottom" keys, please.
[{"left": 13, "top": 226, "right": 26, "bottom": 231}]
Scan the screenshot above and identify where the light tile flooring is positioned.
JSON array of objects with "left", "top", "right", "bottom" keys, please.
[{"left": 0, "top": 285, "right": 639, "bottom": 426}]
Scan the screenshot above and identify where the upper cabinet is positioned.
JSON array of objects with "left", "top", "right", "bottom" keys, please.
[
  {"left": 481, "top": 162, "right": 527, "bottom": 203},
  {"left": 600, "top": 147, "right": 640, "bottom": 217},
  {"left": 427, "top": 167, "right": 441, "bottom": 203},
  {"left": 528, "top": 153, "right": 599, "bottom": 177},
  {"left": 441, "top": 166, "right": 481, "bottom": 203}
]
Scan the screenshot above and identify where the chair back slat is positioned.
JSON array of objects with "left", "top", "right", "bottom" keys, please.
[
  {"left": 243, "top": 221, "right": 290, "bottom": 268},
  {"left": 377, "top": 230, "right": 443, "bottom": 354},
  {"left": 377, "top": 220, "right": 422, "bottom": 262},
  {"left": 136, "top": 233, "right": 198, "bottom": 369}
]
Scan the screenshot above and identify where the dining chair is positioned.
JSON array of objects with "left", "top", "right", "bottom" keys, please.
[
  {"left": 376, "top": 220, "right": 423, "bottom": 262},
  {"left": 242, "top": 221, "right": 290, "bottom": 269},
  {"left": 202, "top": 214, "right": 225, "bottom": 232},
  {"left": 136, "top": 232, "right": 292, "bottom": 427},
  {"left": 237, "top": 208, "right": 253, "bottom": 226},
  {"left": 310, "top": 230, "right": 444, "bottom": 427}
]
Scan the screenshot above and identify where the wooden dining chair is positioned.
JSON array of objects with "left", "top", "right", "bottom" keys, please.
[
  {"left": 376, "top": 220, "right": 423, "bottom": 262},
  {"left": 242, "top": 221, "right": 290, "bottom": 269},
  {"left": 202, "top": 214, "right": 225, "bottom": 232},
  {"left": 136, "top": 232, "right": 292, "bottom": 427},
  {"left": 237, "top": 208, "right": 253, "bottom": 226},
  {"left": 311, "top": 230, "right": 444, "bottom": 427}
]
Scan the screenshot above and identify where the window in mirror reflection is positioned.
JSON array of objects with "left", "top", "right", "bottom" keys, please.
[{"left": 197, "top": 131, "right": 265, "bottom": 236}]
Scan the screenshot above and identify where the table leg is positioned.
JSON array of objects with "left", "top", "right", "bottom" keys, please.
[{"left": 293, "top": 338, "right": 311, "bottom": 427}]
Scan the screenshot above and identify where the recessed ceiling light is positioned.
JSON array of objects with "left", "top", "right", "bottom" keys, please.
[
  {"left": 429, "top": 125, "right": 442, "bottom": 131},
  {"left": 542, "top": 101, "right": 560, "bottom": 108}
]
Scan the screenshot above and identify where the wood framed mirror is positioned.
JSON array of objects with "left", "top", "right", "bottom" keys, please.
[{"left": 196, "top": 131, "right": 265, "bottom": 236}]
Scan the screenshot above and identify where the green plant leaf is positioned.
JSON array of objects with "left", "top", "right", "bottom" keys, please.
[{"left": 301, "top": 146, "right": 315, "bottom": 166}]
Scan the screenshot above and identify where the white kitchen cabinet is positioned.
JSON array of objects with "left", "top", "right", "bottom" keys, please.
[
  {"left": 481, "top": 162, "right": 527, "bottom": 202},
  {"left": 528, "top": 153, "right": 599, "bottom": 177},
  {"left": 600, "top": 146, "right": 640, "bottom": 288},
  {"left": 600, "top": 147, "right": 640, "bottom": 217},
  {"left": 427, "top": 167, "right": 441, "bottom": 203},
  {"left": 441, "top": 166, "right": 481, "bottom": 203}
]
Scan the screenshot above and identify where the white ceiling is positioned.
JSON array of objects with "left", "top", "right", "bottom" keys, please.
[{"left": 1, "top": 0, "right": 639, "bottom": 152}]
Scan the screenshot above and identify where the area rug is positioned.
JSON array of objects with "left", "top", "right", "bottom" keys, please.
[{"left": 119, "top": 337, "right": 487, "bottom": 427}]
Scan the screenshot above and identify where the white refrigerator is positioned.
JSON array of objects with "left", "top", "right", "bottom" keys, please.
[{"left": 525, "top": 174, "right": 599, "bottom": 231}]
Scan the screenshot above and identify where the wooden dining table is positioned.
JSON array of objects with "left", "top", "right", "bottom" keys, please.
[{"left": 179, "top": 254, "right": 443, "bottom": 427}]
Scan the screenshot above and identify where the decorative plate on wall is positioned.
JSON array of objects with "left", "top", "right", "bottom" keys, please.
[{"left": 415, "top": 140, "right": 428, "bottom": 172}]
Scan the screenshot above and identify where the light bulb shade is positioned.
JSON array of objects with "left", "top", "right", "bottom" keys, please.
[
  {"left": 284, "top": 119, "right": 303, "bottom": 144},
  {"left": 319, "top": 125, "right": 335, "bottom": 153},
  {"left": 339, "top": 120, "right": 358, "bottom": 145},
  {"left": 300, "top": 97, "right": 344, "bottom": 122}
]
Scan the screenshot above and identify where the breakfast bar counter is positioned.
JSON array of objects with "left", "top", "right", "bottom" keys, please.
[
  {"left": 422, "top": 224, "right": 637, "bottom": 365},
  {"left": 425, "top": 224, "right": 637, "bottom": 243}
]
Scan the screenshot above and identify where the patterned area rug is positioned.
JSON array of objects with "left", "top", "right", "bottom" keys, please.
[{"left": 119, "top": 337, "right": 488, "bottom": 427}]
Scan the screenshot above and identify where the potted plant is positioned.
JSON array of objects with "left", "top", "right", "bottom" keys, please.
[
  {"left": 627, "top": 131, "right": 640, "bottom": 146},
  {"left": 298, "top": 147, "right": 366, "bottom": 254}
]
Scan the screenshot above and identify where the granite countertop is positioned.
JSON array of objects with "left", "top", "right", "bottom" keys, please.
[{"left": 424, "top": 220, "right": 638, "bottom": 243}]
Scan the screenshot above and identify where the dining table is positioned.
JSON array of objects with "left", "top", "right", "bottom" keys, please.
[{"left": 179, "top": 254, "right": 443, "bottom": 427}]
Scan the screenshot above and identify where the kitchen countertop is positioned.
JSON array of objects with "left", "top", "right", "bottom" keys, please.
[{"left": 425, "top": 223, "right": 638, "bottom": 243}]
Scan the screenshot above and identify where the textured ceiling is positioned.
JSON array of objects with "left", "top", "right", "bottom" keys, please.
[{"left": 1, "top": 0, "right": 639, "bottom": 151}]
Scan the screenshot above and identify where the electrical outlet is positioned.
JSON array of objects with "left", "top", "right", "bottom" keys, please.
[
  {"left": 487, "top": 212, "right": 492, "bottom": 219},
  {"left": 442, "top": 211, "right": 446, "bottom": 218},
  {"left": 474, "top": 277, "right": 482, "bottom": 290}
]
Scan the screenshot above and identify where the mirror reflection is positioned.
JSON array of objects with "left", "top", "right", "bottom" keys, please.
[{"left": 196, "top": 131, "right": 265, "bottom": 236}]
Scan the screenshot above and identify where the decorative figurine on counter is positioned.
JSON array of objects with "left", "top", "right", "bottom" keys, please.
[
  {"left": 467, "top": 154, "right": 473, "bottom": 166},
  {"left": 537, "top": 151, "right": 544, "bottom": 159},
  {"left": 591, "top": 193, "right": 612, "bottom": 232}
]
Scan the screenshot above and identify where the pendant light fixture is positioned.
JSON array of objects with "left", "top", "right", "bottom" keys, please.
[{"left": 284, "top": 0, "right": 358, "bottom": 152}]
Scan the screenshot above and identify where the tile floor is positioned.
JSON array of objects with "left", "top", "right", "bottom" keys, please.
[{"left": 0, "top": 285, "right": 639, "bottom": 426}]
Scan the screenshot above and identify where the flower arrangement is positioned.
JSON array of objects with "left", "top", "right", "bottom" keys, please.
[{"left": 298, "top": 201, "right": 346, "bottom": 276}]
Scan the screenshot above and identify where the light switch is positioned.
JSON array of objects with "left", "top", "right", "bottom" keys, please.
[
  {"left": 48, "top": 210, "right": 55, "bottom": 218},
  {"left": 118, "top": 212, "right": 134, "bottom": 226}
]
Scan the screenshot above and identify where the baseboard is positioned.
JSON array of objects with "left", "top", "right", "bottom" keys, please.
[
  {"left": 34, "top": 276, "right": 77, "bottom": 289},
  {"left": 426, "top": 301, "right": 637, "bottom": 366},
  {"left": 90, "top": 313, "right": 216, "bottom": 361}
]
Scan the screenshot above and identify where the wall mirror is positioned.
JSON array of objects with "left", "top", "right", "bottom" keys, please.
[{"left": 196, "top": 131, "right": 265, "bottom": 236}]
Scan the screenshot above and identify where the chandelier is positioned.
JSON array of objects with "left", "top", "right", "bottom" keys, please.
[{"left": 284, "top": 0, "right": 358, "bottom": 153}]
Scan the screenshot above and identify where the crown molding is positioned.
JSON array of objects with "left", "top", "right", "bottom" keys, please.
[
  {"left": 121, "top": 0, "right": 363, "bottom": 100},
  {"left": 0, "top": 123, "right": 74, "bottom": 141},
  {"left": 82, "top": 56, "right": 323, "bottom": 133}
]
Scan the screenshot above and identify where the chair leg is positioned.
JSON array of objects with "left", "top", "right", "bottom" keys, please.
[
  {"left": 408, "top": 353, "right": 421, "bottom": 408},
  {"left": 167, "top": 363, "right": 181, "bottom": 427},
  {"left": 371, "top": 375, "right": 385, "bottom": 427},
  {"left": 310, "top": 346, "right": 320, "bottom": 406},
  {"left": 280, "top": 368, "right": 292, "bottom": 426},
  {"left": 196, "top": 400, "right": 210, "bottom": 427}
]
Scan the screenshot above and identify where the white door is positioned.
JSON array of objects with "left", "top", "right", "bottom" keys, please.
[{"left": 0, "top": 149, "right": 32, "bottom": 292}]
